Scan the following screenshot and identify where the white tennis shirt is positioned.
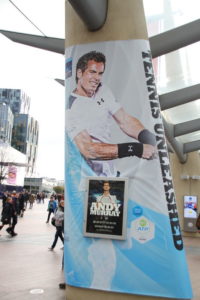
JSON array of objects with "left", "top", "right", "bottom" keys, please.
[
  {"left": 96, "top": 194, "right": 117, "bottom": 204},
  {"left": 66, "top": 85, "right": 121, "bottom": 176}
]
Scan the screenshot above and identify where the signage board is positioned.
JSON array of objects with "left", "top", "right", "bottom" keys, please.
[{"left": 83, "top": 177, "right": 128, "bottom": 240}]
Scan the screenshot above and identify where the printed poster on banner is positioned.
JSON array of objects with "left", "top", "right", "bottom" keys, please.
[
  {"left": 7, "top": 165, "right": 17, "bottom": 184},
  {"left": 83, "top": 177, "right": 128, "bottom": 240},
  {"left": 64, "top": 39, "right": 193, "bottom": 299}
]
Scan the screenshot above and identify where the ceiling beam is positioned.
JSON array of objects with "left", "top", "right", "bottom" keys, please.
[
  {"left": 174, "top": 119, "right": 200, "bottom": 137},
  {"left": 162, "top": 118, "right": 187, "bottom": 163},
  {"left": 184, "top": 140, "right": 200, "bottom": 153},
  {"left": 54, "top": 78, "right": 65, "bottom": 86},
  {"left": 150, "top": 19, "right": 200, "bottom": 58},
  {"left": 0, "top": 30, "right": 64, "bottom": 54},
  {"left": 159, "top": 84, "right": 200, "bottom": 111},
  {"left": 162, "top": 118, "right": 200, "bottom": 161},
  {"left": 1, "top": 19, "right": 200, "bottom": 57},
  {"left": 0, "top": 162, "right": 30, "bottom": 167},
  {"left": 68, "top": 0, "right": 108, "bottom": 31}
]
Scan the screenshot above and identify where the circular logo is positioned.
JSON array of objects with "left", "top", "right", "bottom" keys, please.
[
  {"left": 132, "top": 206, "right": 143, "bottom": 217},
  {"left": 139, "top": 219, "right": 147, "bottom": 227}
]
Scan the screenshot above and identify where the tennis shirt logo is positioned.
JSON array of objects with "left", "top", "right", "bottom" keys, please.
[{"left": 97, "top": 98, "right": 105, "bottom": 105}]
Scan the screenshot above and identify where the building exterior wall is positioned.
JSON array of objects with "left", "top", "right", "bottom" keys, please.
[
  {"left": 24, "top": 177, "right": 56, "bottom": 194},
  {"left": 0, "top": 103, "right": 13, "bottom": 144},
  {"left": 11, "top": 114, "right": 28, "bottom": 154},
  {"left": 11, "top": 114, "right": 39, "bottom": 176},
  {"left": 0, "top": 88, "right": 30, "bottom": 114},
  {"left": 0, "top": 88, "right": 38, "bottom": 177}
]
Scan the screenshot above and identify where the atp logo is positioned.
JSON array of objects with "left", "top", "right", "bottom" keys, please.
[
  {"left": 130, "top": 216, "right": 155, "bottom": 244},
  {"left": 137, "top": 218, "right": 149, "bottom": 230}
]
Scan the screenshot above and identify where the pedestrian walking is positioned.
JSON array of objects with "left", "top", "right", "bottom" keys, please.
[
  {"left": 49, "top": 200, "right": 64, "bottom": 251},
  {"left": 46, "top": 196, "right": 57, "bottom": 223},
  {"left": 0, "top": 196, "right": 18, "bottom": 237},
  {"left": 29, "top": 194, "right": 35, "bottom": 209}
]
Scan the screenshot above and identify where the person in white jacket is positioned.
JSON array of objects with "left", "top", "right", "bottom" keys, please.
[{"left": 48, "top": 200, "right": 64, "bottom": 251}]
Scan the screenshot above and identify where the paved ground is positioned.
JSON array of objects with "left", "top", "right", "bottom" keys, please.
[
  {"left": 0, "top": 199, "right": 65, "bottom": 300},
  {"left": 183, "top": 235, "right": 200, "bottom": 300}
]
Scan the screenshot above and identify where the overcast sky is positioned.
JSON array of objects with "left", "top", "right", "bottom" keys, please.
[{"left": 0, "top": 0, "right": 65, "bottom": 180}]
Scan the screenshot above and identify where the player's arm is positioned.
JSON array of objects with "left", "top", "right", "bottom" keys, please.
[
  {"left": 74, "top": 130, "right": 118, "bottom": 160},
  {"left": 113, "top": 108, "right": 145, "bottom": 139},
  {"left": 113, "top": 108, "right": 156, "bottom": 144},
  {"left": 113, "top": 108, "right": 157, "bottom": 146},
  {"left": 74, "top": 130, "right": 155, "bottom": 160}
]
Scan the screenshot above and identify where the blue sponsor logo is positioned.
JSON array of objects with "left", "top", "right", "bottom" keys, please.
[{"left": 132, "top": 206, "right": 143, "bottom": 217}]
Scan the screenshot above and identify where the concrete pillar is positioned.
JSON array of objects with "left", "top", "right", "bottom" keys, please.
[
  {"left": 65, "top": 0, "right": 148, "bottom": 47},
  {"left": 64, "top": 1, "right": 191, "bottom": 300}
]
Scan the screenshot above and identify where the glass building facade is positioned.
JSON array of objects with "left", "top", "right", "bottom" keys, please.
[
  {"left": 0, "top": 88, "right": 30, "bottom": 114},
  {"left": 24, "top": 177, "right": 57, "bottom": 194},
  {"left": 11, "top": 114, "right": 39, "bottom": 175},
  {"left": 0, "top": 103, "right": 14, "bottom": 144},
  {"left": 0, "top": 88, "right": 39, "bottom": 177}
]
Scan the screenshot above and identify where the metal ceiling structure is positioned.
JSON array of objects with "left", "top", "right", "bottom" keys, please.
[
  {"left": 68, "top": 0, "right": 108, "bottom": 31},
  {"left": 0, "top": 0, "right": 199, "bottom": 163},
  {"left": 0, "top": 162, "right": 30, "bottom": 167},
  {"left": 0, "top": 29, "right": 64, "bottom": 54},
  {"left": 1, "top": 18, "right": 200, "bottom": 56}
]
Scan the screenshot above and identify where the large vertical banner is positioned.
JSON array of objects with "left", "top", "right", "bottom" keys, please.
[{"left": 64, "top": 40, "right": 192, "bottom": 299}]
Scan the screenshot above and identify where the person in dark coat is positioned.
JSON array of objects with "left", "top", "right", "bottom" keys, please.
[
  {"left": 10, "top": 191, "right": 18, "bottom": 234},
  {"left": 18, "top": 192, "right": 25, "bottom": 217},
  {"left": 23, "top": 191, "right": 30, "bottom": 210},
  {"left": 2, "top": 191, "right": 9, "bottom": 209},
  {"left": 0, "top": 197, "right": 17, "bottom": 236}
]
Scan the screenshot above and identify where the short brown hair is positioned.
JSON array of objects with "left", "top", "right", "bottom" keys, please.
[{"left": 76, "top": 51, "right": 106, "bottom": 83}]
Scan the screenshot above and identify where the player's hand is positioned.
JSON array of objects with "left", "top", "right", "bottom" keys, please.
[{"left": 142, "top": 144, "right": 157, "bottom": 160}]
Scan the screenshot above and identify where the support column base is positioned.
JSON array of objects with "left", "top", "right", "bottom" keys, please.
[{"left": 65, "top": 285, "right": 176, "bottom": 300}]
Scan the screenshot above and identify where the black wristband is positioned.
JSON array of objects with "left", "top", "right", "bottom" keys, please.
[
  {"left": 138, "top": 129, "right": 156, "bottom": 146},
  {"left": 118, "top": 143, "right": 143, "bottom": 158}
]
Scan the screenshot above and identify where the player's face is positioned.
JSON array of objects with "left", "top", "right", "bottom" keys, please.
[
  {"left": 77, "top": 60, "right": 105, "bottom": 97},
  {"left": 103, "top": 183, "right": 110, "bottom": 192}
]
